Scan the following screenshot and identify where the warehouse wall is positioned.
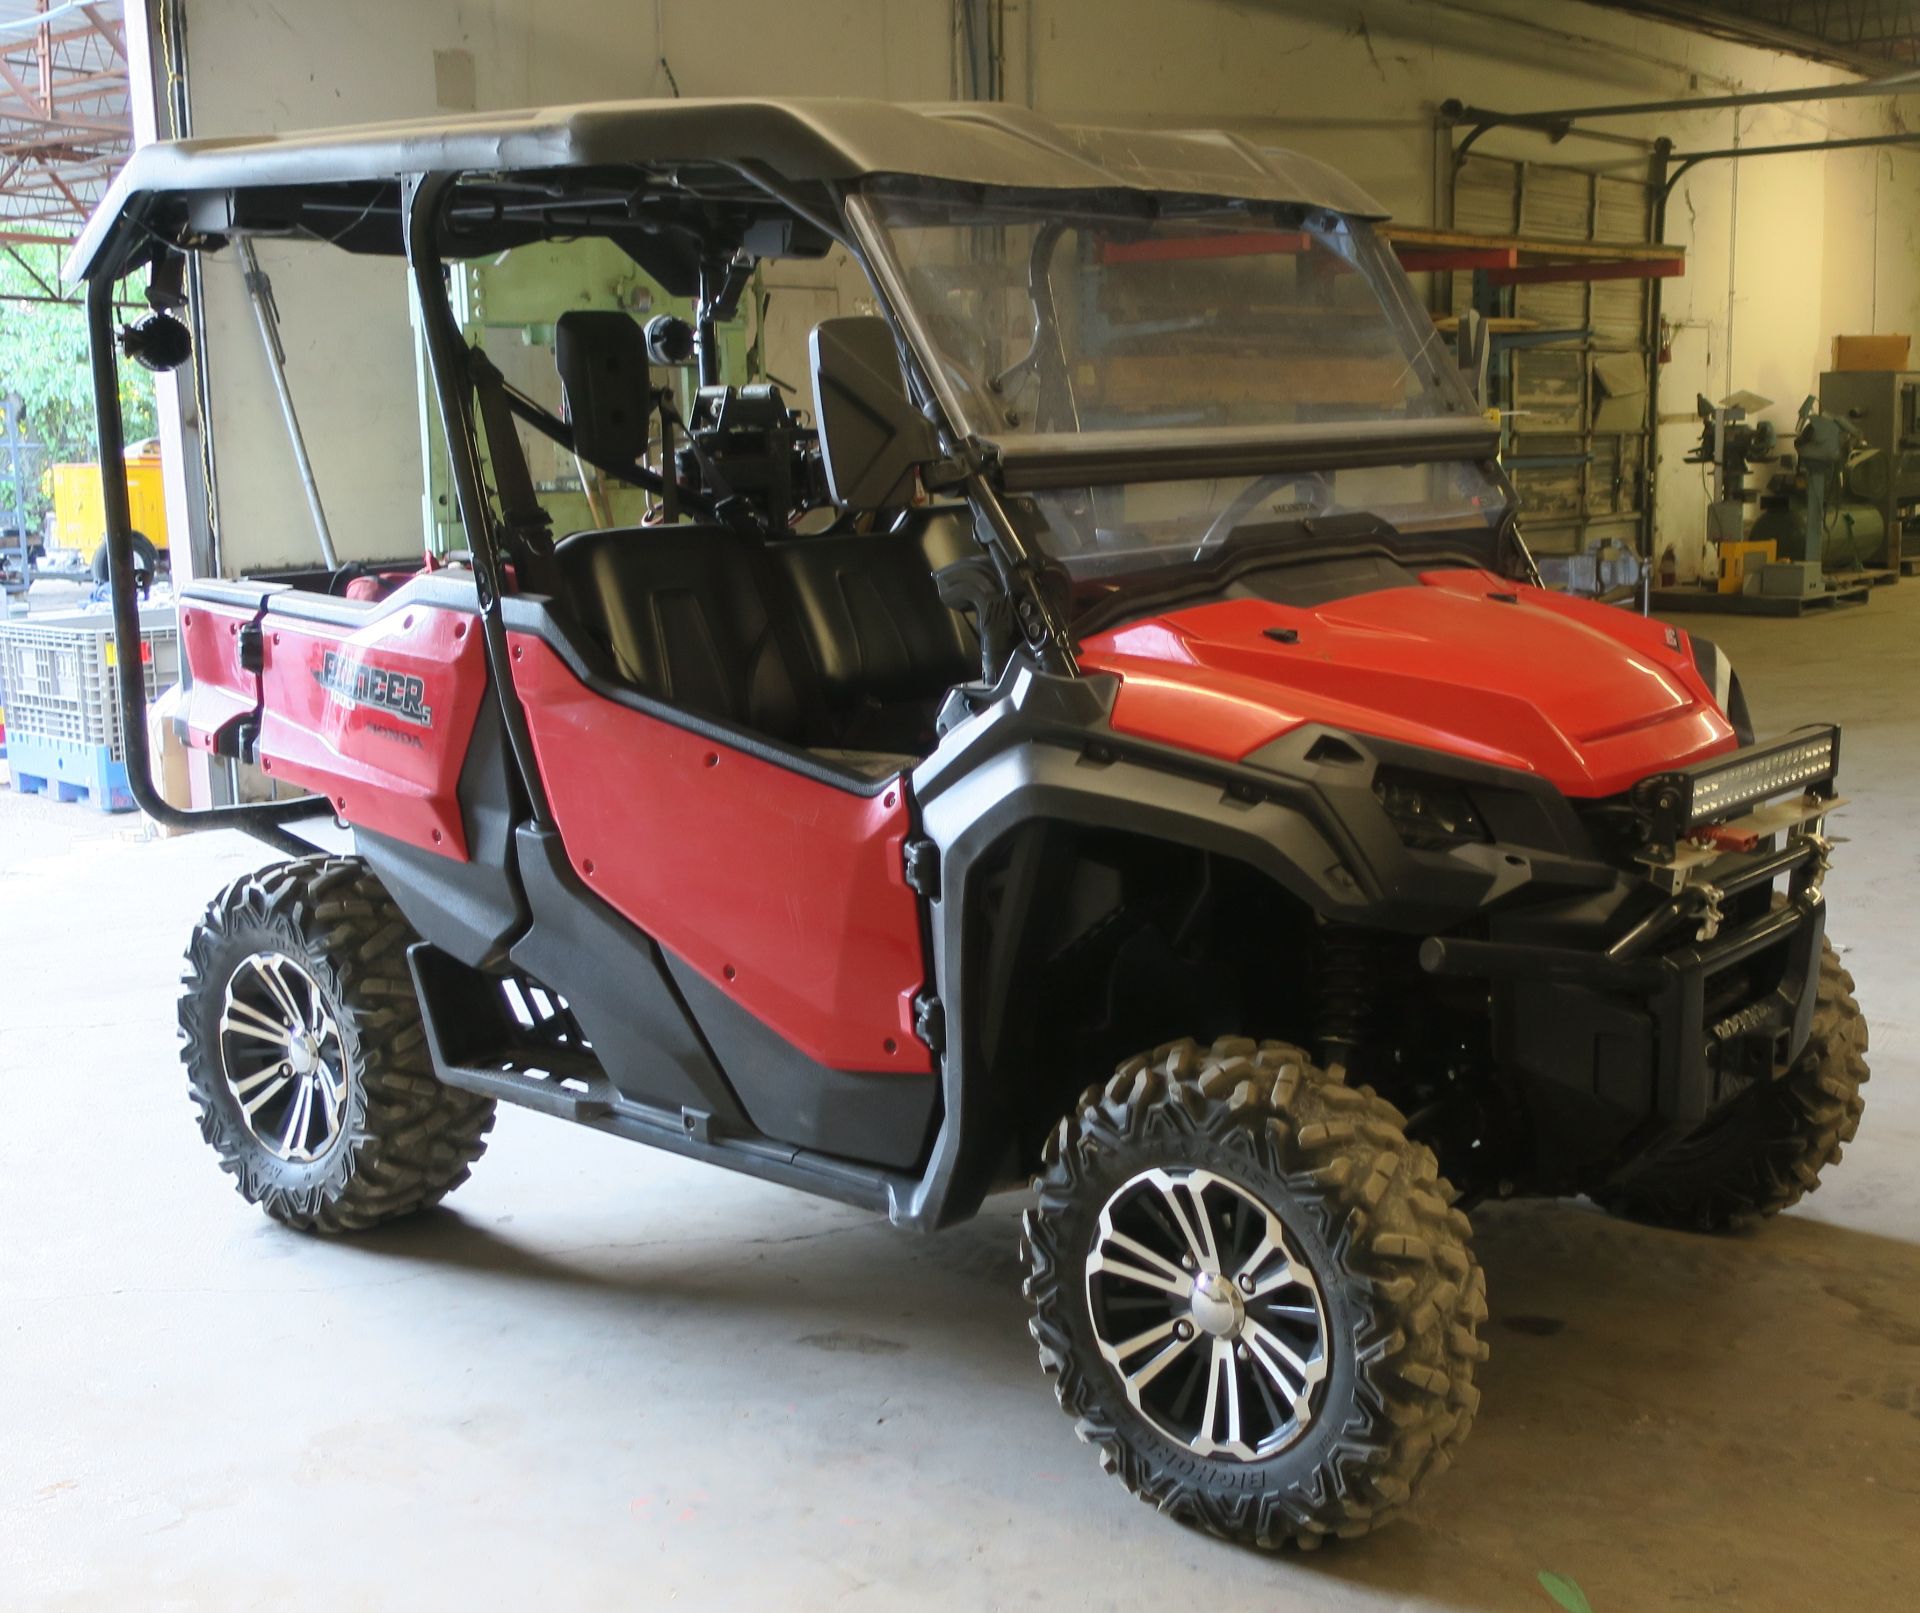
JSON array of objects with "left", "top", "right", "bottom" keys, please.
[{"left": 151, "top": 0, "right": 1920, "bottom": 580}]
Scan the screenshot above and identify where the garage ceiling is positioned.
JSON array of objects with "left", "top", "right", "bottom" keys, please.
[
  {"left": 1590, "top": 2, "right": 1920, "bottom": 72},
  {"left": 0, "top": 0, "right": 130, "bottom": 247}
]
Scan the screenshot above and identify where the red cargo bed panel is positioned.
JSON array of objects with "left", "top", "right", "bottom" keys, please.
[{"left": 255, "top": 599, "right": 488, "bottom": 858}]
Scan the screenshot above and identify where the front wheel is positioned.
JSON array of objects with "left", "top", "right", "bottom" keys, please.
[
  {"left": 178, "top": 856, "right": 495, "bottom": 1233},
  {"left": 1021, "top": 1037, "right": 1487, "bottom": 1549}
]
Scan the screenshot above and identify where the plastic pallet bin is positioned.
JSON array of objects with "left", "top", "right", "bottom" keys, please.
[
  {"left": 5, "top": 732, "right": 135, "bottom": 812},
  {"left": 0, "top": 604, "right": 177, "bottom": 810},
  {"left": 0, "top": 604, "right": 177, "bottom": 754}
]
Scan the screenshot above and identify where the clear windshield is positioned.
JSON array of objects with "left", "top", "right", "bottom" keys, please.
[
  {"left": 1025, "top": 464, "right": 1508, "bottom": 579},
  {"left": 860, "top": 180, "right": 1507, "bottom": 578},
  {"left": 863, "top": 180, "right": 1477, "bottom": 437}
]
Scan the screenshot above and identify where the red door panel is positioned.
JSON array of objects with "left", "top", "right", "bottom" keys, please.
[{"left": 507, "top": 633, "right": 931, "bottom": 1075}]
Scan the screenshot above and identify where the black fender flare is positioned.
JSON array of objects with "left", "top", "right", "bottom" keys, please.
[{"left": 893, "top": 664, "right": 1567, "bottom": 1230}]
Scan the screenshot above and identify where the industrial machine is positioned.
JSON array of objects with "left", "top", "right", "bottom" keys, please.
[
  {"left": 1751, "top": 397, "right": 1884, "bottom": 587},
  {"left": 71, "top": 99, "right": 1868, "bottom": 1553},
  {"left": 1818, "top": 367, "right": 1920, "bottom": 571},
  {"left": 1683, "top": 390, "right": 1777, "bottom": 593},
  {"left": 1658, "top": 392, "right": 1883, "bottom": 611}
]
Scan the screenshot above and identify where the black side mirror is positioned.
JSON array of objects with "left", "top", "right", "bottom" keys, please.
[
  {"left": 555, "top": 310, "right": 652, "bottom": 467},
  {"left": 809, "top": 316, "right": 938, "bottom": 511}
]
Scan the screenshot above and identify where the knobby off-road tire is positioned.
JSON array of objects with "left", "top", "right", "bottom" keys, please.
[
  {"left": 179, "top": 855, "right": 495, "bottom": 1233},
  {"left": 1021, "top": 1036, "right": 1487, "bottom": 1549},
  {"left": 1595, "top": 937, "right": 1869, "bottom": 1232}
]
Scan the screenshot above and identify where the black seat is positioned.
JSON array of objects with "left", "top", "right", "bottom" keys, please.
[
  {"left": 554, "top": 525, "right": 815, "bottom": 744},
  {"left": 553, "top": 514, "right": 979, "bottom": 765},
  {"left": 768, "top": 514, "right": 979, "bottom": 753}
]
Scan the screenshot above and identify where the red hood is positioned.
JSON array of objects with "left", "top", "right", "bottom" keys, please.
[{"left": 1078, "top": 570, "right": 1736, "bottom": 798}]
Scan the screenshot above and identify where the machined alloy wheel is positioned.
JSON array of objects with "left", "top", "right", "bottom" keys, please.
[
  {"left": 180, "top": 855, "right": 495, "bottom": 1233},
  {"left": 1087, "top": 1166, "right": 1328, "bottom": 1461},
  {"left": 218, "top": 951, "right": 349, "bottom": 1163},
  {"left": 1023, "top": 1037, "right": 1487, "bottom": 1549}
]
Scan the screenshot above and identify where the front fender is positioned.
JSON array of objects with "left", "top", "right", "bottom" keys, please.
[{"left": 895, "top": 663, "right": 1602, "bottom": 1230}]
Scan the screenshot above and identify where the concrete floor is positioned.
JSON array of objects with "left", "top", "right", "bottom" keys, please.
[{"left": 3, "top": 585, "right": 1917, "bottom": 1613}]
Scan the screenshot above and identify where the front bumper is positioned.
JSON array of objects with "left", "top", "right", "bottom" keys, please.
[{"left": 1420, "top": 727, "right": 1841, "bottom": 1186}]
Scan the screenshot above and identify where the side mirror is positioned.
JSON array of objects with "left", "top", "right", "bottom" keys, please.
[
  {"left": 555, "top": 310, "right": 652, "bottom": 468},
  {"left": 809, "top": 316, "right": 939, "bottom": 511}
]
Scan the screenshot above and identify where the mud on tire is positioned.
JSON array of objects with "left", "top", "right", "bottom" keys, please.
[
  {"left": 179, "top": 855, "right": 495, "bottom": 1233},
  {"left": 1021, "top": 1036, "right": 1487, "bottom": 1549},
  {"left": 1595, "top": 938, "right": 1869, "bottom": 1232}
]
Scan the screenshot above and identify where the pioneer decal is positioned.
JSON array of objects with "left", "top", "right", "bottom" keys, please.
[{"left": 314, "top": 650, "right": 434, "bottom": 728}]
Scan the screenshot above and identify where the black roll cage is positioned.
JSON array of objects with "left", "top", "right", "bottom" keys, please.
[
  {"left": 84, "top": 161, "right": 1089, "bottom": 848},
  {"left": 83, "top": 144, "right": 1508, "bottom": 854}
]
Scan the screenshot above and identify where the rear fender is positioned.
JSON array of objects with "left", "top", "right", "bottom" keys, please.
[
  {"left": 255, "top": 591, "right": 490, "bottom": 857},
  {"left": 176, "top": 583, "right": 278, "bottom": 756}
]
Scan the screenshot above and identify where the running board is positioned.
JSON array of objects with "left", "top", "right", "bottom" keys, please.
[
  {"left": 431, "top": 1051, "right": 615, "bottom": 1122},
  {"left": 406, "top": 943, "right": 904, "bottom": 1216}
]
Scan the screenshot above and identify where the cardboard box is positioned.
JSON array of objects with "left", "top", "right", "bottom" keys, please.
[{"left": 1831, "top": 333, "right": 1911, "bottom": 371}]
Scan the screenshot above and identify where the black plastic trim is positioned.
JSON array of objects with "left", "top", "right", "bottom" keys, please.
[
  {"left": 663, "top": 952, "right": 939, "bottom": 1171},
  {"left": 1498, "top": 890, "right": 1827, "bottom": 1191},
  {"left": 355, "top": 689, "right": 526, "bottom": 968},
  {"left": 409, "top": 943, "right": 907, "bottom": 1216},
  {"left": 507, "top": 824, "right": 748, "bottom": 1126},
  {"left": 897, "top": 659, "right": 1615, "bottom": 1229}
]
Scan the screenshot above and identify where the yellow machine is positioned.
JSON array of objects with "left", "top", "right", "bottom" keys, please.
[{"left": 45, "top": 450, "right": 170, "bottom": 558}]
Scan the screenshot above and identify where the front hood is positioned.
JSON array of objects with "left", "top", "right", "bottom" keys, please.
[{"left": 1077, "top": 570, "right": 1736, "bottom": 798}]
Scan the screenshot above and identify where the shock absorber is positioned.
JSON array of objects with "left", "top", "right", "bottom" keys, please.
[{"left": 1315, "top": 926, "right": 1376, "bottom": 1076}]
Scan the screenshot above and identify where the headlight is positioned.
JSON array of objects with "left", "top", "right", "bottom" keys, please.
[{"left": 1373, "top": 771, "right": 1487, "bottom": 850}]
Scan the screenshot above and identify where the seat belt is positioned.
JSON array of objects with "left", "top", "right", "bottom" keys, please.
[{"left": 467, "top": 346, "right": 559, "bottom": 594}]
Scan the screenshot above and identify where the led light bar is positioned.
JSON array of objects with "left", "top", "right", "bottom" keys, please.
[
  {"left": 1683, "top": 729, "right": 1838, "bottom": 825},
  {"left": 1636, "top": 726, "right": 1839, "bottom": 851}
]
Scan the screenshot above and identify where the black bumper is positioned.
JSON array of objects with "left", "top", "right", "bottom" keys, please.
[{"left": 1425, "top": 878, "right": 1829, "bottom": 1189}]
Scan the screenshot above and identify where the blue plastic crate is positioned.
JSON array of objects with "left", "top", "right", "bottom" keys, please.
[{"left": 5, "top": 732, "right": 135, "bottom": 812}]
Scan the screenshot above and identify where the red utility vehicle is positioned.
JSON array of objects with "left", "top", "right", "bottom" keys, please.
[{"left": 73, "top": 100, "right": 1866, "bottom": 1548}]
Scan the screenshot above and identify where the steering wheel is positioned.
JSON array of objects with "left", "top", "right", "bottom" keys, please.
[{"left": 1193, "top": 471, "right": 1331, "bottom": 557}]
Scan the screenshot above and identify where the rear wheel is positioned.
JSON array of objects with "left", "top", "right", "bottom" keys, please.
[
  {"left": 1022, "top": 1036, "right": 1487, "bottom": 1549},
  {"left": 1595, "top": 937, "right": 1868, "bottom": 1231},
  {"left": 179, "top": 856, "right": 494, "bottom": 1233}
]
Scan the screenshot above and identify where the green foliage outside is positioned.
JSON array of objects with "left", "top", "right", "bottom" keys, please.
[{"left": 0, "top": 244, "right": 157, "bottom": 529}]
